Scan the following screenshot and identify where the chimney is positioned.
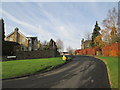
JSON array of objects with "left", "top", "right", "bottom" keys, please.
[{"left": 14, "top": 27, "right": 19, "bottom": 43}]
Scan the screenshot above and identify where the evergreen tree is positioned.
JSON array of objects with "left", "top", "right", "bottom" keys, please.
[
  {"left": 91, "top": 21, "right": 101, "bottom": 47},
  {"left": 1, "top": 19, "right": 5, "bottom": 41}
]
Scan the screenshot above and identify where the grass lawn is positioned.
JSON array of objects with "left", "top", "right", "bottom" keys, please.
[
  {"left": 98, "top": 56, "right": 118, "bottom": 88},
  {"left": 2, "top": 57, "right": 68, "bottom": 79}
]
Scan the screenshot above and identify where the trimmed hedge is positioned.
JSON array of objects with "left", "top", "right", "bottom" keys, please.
[
  {"left": 2, "top": 41, "right": 20, "bottom": 56},
  {"left": 102, "top": 43, "right": 120, "bottom": 56},
  {"left": 75, "top": 47, "right": 101, "bottom": 56},
  {"left": 75, "top": 43, "right": 120, "bottom": 56}
]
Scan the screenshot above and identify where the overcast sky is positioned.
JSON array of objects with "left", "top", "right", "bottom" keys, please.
[{"left": 0, "top": 1, "right": 118, "bottom": 51}]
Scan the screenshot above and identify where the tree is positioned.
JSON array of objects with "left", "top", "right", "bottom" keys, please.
[
  {"left": 102, "top": 7, "right": 119, "bottom": 44},
  {"left": 81, "top": 38, "right": 84, "bottom": 44},
  {"left": 66, "top": 46, "right": 74, "bottom": 55},
  {"left": 1, "top": 19, "right": 5, "bottom": 41},
  {"left": 118, "top": 4, "right": 120, "bottom": 42},
  {"left": 91, "top": 21, "right": 101, "bottom": 47},
  {"left": 94, "top": 34, "right": 106, "bottom": 48},
  {"left": 37, "top": 40, "right": 41, "bottom": 49},
  {"left": 41, "top": 40, "right": 49, "bottom": 50},
  {"left": 56, "top": 39, "right": 64, "bottom": 52}
]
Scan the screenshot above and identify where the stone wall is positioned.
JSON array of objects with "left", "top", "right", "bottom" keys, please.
[
  {"left": 14, "top": 49, "right": 60, "bottom": 60},
  {"left": 2, "top": 49, "right": 60, "bottom": 61}
]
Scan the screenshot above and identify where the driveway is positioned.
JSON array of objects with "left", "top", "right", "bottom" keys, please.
[{"left": 2, "top": 56, "right": 110, "bottom": 88}]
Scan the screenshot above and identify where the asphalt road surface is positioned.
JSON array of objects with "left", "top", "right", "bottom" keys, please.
[{"left": 2, "top": 56, "right": 110, "bottom": 88}]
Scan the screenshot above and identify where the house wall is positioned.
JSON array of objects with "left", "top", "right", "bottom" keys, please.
[
  {"left": 18, "top": 33, "right": 28, "bottom": 47},
  {"left": 38, "top": 40, "right": 41, "bottom": 49},
  {"left": 81, "top": 40, "right": 91, "bottom": 49},
  {"left": 27, "top": 37, "right": 38, "bottom": 51}
]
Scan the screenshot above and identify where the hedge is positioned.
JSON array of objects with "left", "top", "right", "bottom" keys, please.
[
  {"left": 75, "top": 43, "right": 120, "bottom": 56},
  {"left": 102, "top": 43, "right": 120, "bottom": 56}
]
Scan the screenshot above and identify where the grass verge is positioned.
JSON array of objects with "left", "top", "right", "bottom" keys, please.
[
  {"left": 98, "top": 56, "right": 118, "bottom": 88},
  {"left": 2, "top": 57, "right": 67, "bottom": 79}
]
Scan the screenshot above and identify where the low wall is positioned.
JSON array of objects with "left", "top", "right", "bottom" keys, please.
[
  {"left": 15, "top": 49, "right": 59, "bottom": 60},
  {"left": 2, "top": 49, "right": 60, "bottom": 61}
]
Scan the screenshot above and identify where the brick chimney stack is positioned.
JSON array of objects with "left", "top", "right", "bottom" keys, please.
[{"left": 14, "top": 27, "right": 19, "bottom": 43}]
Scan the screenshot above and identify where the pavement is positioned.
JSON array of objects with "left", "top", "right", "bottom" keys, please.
[{"left": 2, "top": 55, "right": 111, "bottom": 88}]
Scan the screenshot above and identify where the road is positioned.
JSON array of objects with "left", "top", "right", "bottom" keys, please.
[{"left": 2, "top": 56, "right": 110, "bottom": 88}]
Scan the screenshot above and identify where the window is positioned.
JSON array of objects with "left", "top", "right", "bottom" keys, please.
[
  {"left": 9, "top": 37, "right": 13, "bottom": 41},
  {"left": 22, "top": 38, "right": 25, "bottom": 43}
]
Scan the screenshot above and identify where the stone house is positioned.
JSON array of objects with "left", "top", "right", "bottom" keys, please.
[
  {"left": 6, "top": 27, "right": 40, "bottom": 51},
  {"left": 49, "top": 39, "right": 57, "bottom": 50},
  {"left": 6, "top": 27, "right": 29, "bottom": 51},
  {"left": 81, "top": 39, "right": 91, "bottom": 49}
]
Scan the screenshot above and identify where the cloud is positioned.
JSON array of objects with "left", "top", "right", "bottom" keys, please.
[
  {"left": 0, "top": 9, "right": 53, "bottom": 40},
  {"left": 1, "top": 0, "right": 119, "bottom": 2},
  {"left": 36, "top": 4, "right": 83, "bottom": 50}
]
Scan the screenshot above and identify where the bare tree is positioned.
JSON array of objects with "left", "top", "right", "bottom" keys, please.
[
  {"left": 42, "top": 40, "right": 48, "bottom": 45},
  {"left": 102, "top": 7, "right": 119, "bottom": 44},
  {"left": 84, "top": 31, "right": 92, "bottom": 40},
  {"left": 56, "top": 39, "right": 64, "bottom": 52},
  {"left": 41, "top": 40, "right": 49, "bottom": 50}
]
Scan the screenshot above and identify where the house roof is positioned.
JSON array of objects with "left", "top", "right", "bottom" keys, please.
[
  {"left": 18, "top": 31, "right": 28, "bottom": 40},
  {"left": 6, "top": 32, "right": 14, "bottom": 38},
  {"left": 6, "top": 28, "right": 28, "bottom": 40}
]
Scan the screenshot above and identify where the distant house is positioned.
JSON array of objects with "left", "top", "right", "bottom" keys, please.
[
  {"left": 81, "top": 39, "right": 91, "bottom": 49},
  {"left": 60, "top": 52, "right": 70, "bottom": 55},
  {"left": 27, "top": 37, "right": 38, "bottom": 51},
  {"left": 49, "top": 39, "right": 57, "bottom": 50}
]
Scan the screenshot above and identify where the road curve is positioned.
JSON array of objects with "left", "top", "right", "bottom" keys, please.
[{"left": 2, "top": 56, "right": 110, "bottom": 88}]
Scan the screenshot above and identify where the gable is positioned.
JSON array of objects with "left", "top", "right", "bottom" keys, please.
[{"left": 6, "top": 32, "right": 15, "bottom": 39}]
